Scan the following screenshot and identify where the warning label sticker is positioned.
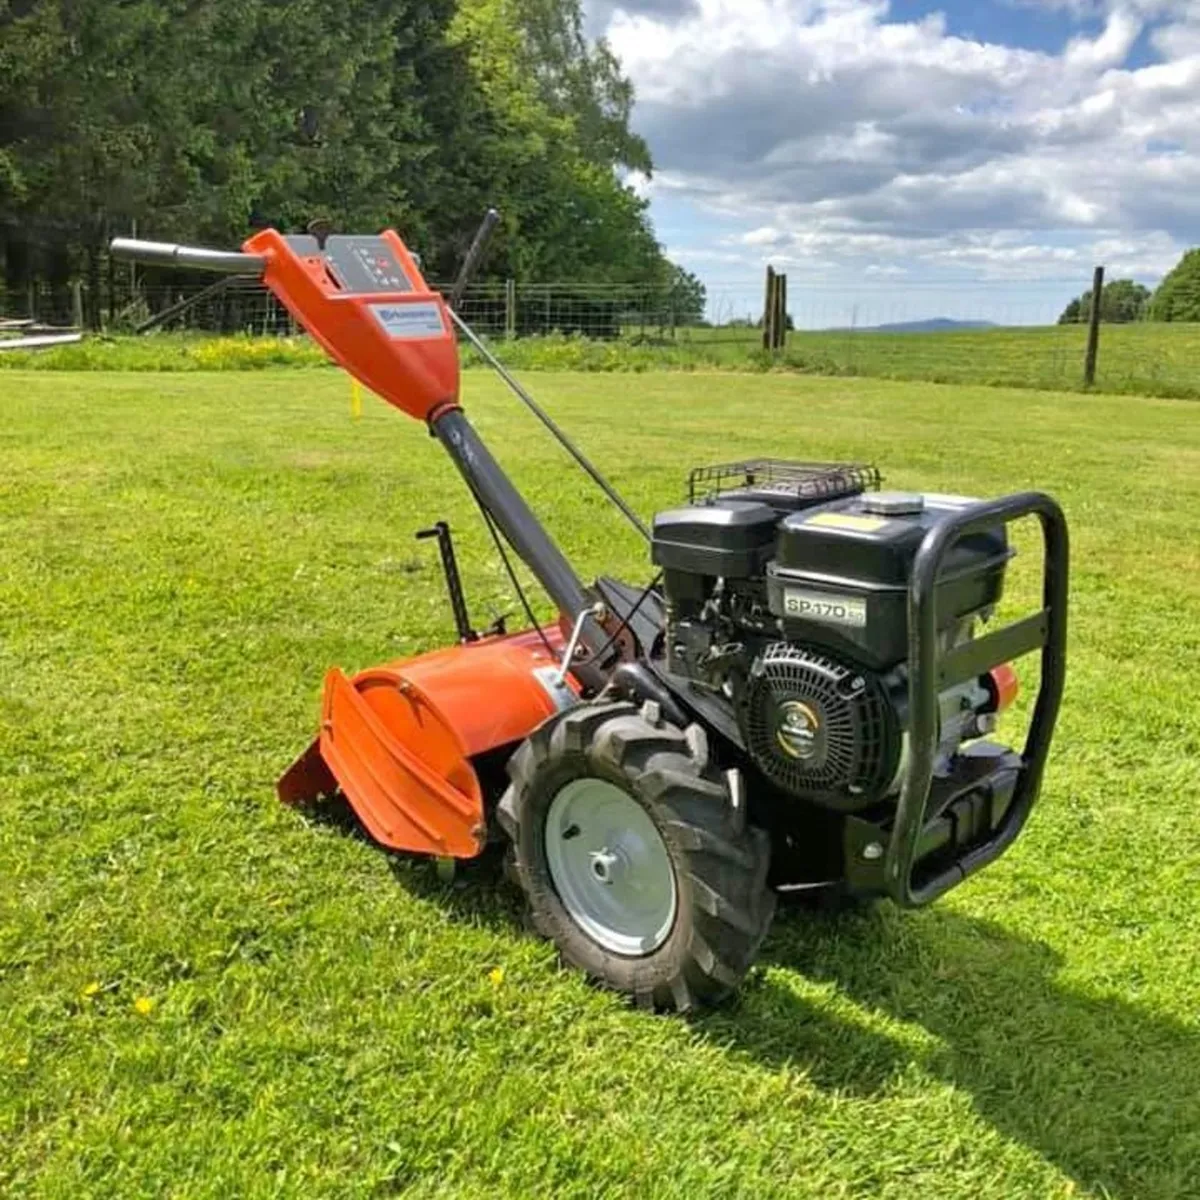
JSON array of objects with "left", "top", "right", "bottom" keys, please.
[{"left": 805, "top": 512, "right": 890, "bottom": 533}]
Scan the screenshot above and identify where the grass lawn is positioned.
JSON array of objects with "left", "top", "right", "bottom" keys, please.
[{"left": 2, "top": 367, "right": 1199, "bottom": 1198}]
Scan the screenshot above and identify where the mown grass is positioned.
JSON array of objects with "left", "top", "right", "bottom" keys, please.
[
  {"left": 4, "top": 321, "right": 1200, "bottom": 400},
  {"left": 2, "top": 368, "right": 1199, "bottom": 1197}
]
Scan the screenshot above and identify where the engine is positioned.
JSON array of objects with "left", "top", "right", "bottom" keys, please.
[{"left": 650, "top": 461, "right": 1012, "bottom": 813}]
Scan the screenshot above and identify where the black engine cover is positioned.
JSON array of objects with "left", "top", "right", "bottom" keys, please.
[
  {"left": 767, "top": 493, "right": 1010, "bottom": 669},
  {"left": 652, "top": 500, "right": 777, "bottom": 579},
  {"left": 742, "top": 643, "right": 901, "bottom": 812}
]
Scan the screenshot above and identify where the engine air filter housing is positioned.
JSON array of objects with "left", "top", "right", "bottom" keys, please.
[{"left": 742, "top": 644, "right": 900, "bottom": 812}]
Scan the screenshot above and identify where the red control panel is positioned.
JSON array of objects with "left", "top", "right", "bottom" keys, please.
[{"left": 242, "top": 228, "right": 460, "bottom": 424}]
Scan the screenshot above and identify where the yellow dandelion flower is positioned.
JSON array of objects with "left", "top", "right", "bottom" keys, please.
[
  {"left": 488, "top": 967, "right": 505, "bottom": 987},
  {"left": 133, "top": 996, "right": 155, "bottom": 1016},
  {"left": 81, "top": 981, "right": 101, "bottom": 998}
]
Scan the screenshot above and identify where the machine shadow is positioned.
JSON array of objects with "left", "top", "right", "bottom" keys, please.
[
  {"left": 299, "top": 793, "right": 529, "bottom": 930},
  {"left": 300, "top": 798, "right": 1194, "bottom": 1194},
  {"left": 700, "top": 900, "right": 1197, "bottom": 1199}
]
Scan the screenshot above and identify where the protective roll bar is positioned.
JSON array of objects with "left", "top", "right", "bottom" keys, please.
[
  {"left": 109, "top": 238, "right": 266, "bottom": 276},
  {"left": 885, "top": 492, "right": 1069, "bottom": 907}
]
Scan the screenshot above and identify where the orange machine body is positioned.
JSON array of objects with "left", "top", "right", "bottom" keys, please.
[
  {"left": 242, "top": 228, "right": 460, "bottom": 423},
  {"left": 278, "top": 626, "right": 578, "bottom": 859},
  {"left": 247, "top": 225, "right": 572, "bottom": 858}
]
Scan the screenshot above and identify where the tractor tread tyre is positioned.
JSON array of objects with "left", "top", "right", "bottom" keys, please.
[{"left": 499, "top": 702, "right": 775, "bottom": 1013}]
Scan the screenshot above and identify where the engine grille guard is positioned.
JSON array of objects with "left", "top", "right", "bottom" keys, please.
[{"left": 850, "top": 492, "right": 1070, "bottom": 907}]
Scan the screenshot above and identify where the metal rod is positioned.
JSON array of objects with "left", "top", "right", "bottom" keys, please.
[
  {"left": 431, "top": 408, "right": 609, "bottom": 660},
  {"left": 134, "top": 275, "right": 238, "bottom": 335},
  {"left": 556, "top": 602, "right": 606, "bottom": 686},
  {"left": 109, "top": 238, "right": 266, "bottom": 276},
  {"left": 416, "top": 522, "right": 476, "bottom": 643},
  {"left": 450, "top": 209, "right": 500, "bottom": 312},
  {"left": 448, "top": 308, "right": 650, "bottom": 542}
]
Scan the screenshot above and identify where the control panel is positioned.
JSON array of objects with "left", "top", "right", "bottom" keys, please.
[
  {"left": 287, "top": 235, "right": 416, "bottom": 295},
  {"left": 245, "top": 228, "right": 459, "bottom": 423}
]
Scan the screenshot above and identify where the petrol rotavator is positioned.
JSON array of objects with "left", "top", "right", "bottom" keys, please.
[{"left": 112, "top": 216, "right": 1068, "bottom": 1012}]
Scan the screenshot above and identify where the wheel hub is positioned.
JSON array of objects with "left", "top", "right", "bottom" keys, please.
[
  {"left": 544, "top": 777, "right": 678, "bottom": 957},
  {"left": 589, "top": 848, "right": 621, "bottom": 884}
]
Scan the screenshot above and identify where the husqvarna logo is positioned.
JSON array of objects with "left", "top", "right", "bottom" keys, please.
[{"left": 369, "top": 301, "right": 445, "bottom": 340}]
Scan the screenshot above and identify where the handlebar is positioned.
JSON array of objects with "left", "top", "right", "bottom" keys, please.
[{"left": 109, "top": 237, "right": 265, "bottom": 276}]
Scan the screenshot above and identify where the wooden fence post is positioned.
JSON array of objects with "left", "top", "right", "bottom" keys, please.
[
  {"left": 762, "top": 266, "right": 776, "bottom": 351},
  {"left": 1083, "top": 264, "right": 1104, "bottom": 386},
  {"left": 777, "top": 273, "right": 788, "bottom": 350},
  {"left": 71, "top": 280, "right": 84, "bottom": 330},
  {"left": 505, "top": 277, "right": 517, "bottom": 339}
]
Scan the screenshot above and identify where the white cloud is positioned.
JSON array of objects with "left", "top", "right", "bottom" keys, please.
[
  {"left": 1063, "top": 10, "right": 1142, "bottom": 68},
  {"left": 598, "top": 0, "right": 1200, "bottom": 288}
]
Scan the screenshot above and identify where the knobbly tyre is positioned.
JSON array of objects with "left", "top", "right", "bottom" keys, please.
[{"left": 111, "top": 216, "right": 1068, "bottom": 1013}]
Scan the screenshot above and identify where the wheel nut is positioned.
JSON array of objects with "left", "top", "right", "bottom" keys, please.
[{"left": 590, "top": 849, "right": 619, "bottom": 884}]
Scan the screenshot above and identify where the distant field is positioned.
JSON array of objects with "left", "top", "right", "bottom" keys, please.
[
  {"left": 3, "top": 368, "right": 1199, "bottom": 1197},
  {"left": 3, "top": 321, "right": 1199, "bottom": 399},
  {"left": 668, "top": 320, "right": 1200, "bottom": 396}
]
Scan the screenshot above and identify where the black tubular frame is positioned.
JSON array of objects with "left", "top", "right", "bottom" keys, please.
[{"left": 885, "top": 492, "right": 1069, "bottom": 907}]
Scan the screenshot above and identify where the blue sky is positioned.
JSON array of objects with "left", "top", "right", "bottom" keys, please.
[{"left": 587, "top": 0, "right": 1200, "bottom": 325}]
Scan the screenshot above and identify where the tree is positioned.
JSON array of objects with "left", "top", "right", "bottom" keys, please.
[
  {"left": 660, "top": 265, "right": 706, "bottom": 324},
  {"left": 1058, "top": 279, "right": 1150, "bottom": 325},
  {"left": 0, "top": 0, "right": 686, "bottom": 323},
  {"left": 446, "top": 0, "right": 665, "bottom": 283},
  {"left": 1149, "top": 248, "right": 1200, "bottom": 322}
]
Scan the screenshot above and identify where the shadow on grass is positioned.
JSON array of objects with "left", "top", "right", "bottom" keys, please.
[
  {"left": 299, "top": 793, "right": 528, "bottom": 929},
  {"left": 300, "top": 798, "right": 1195, "bottom": 1195},
  {"left": 708, "top": 900, "right": 1197, "bottom": 1199}
]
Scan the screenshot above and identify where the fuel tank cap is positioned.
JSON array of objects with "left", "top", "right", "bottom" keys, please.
[{"left": 860, "top": 491, "right": 925, "bottom": 516}]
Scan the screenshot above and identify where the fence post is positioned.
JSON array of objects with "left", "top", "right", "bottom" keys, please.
[
  {"left": 1083, "top": 264, "right": 1104, "bottom": 386},
  {"left": 71, "top": 280, "right": 84, "bottom": 330},
  {"left": 777, "top": 273, "right": 788, "bottom": 350},
  {"left": 762, "top": 265, "right": 776, "bottom": 351},
  {"left": 505, "top": 277, "right": 516, "bottom": 339}
]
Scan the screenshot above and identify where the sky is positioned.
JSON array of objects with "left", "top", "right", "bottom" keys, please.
[{"left": 585, "top": 0, "right": 1200, "bottom": 326}]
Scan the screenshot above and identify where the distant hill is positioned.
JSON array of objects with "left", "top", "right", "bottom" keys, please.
[{"left": 826, "top": 318, "right": 999, "bottom": 334}]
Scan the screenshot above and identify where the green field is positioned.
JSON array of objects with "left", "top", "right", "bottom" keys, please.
[
  {"left": 700, "top": 320, "right": 1200, "bottom": 395},
  {"left": 4, "top": 320, "right": 1200, "bottom": 402},
  {"left": 2, "top": 368, "right": 1199, "bottom": 1197}
]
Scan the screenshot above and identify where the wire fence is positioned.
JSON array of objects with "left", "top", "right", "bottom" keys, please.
[{"left": 3, "top": 272, "right": 1197, "bottom": 396}]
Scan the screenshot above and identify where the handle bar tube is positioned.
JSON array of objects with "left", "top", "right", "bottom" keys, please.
[{"left": 109, "top": 238, "right": 266, "bottom": 276}]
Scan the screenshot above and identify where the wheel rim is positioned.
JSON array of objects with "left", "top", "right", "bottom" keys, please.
[{"left": 544, "top": 777, "right": 678, "bottom": 957}]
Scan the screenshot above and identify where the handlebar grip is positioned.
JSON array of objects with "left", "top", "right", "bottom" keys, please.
[
  {"left": 449, "top": 208, "right": 500, "bottom": 310},
  {"left": 109, "top": 238, "right": 266, "bottom": 276}
]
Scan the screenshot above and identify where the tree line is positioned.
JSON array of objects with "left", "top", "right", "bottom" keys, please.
[
  {"left": 0, "top": 0, "right": 705, "bottom": 325},
  {"left": 1058, "top": 250, "right": 1200, "bottom": 324}
]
